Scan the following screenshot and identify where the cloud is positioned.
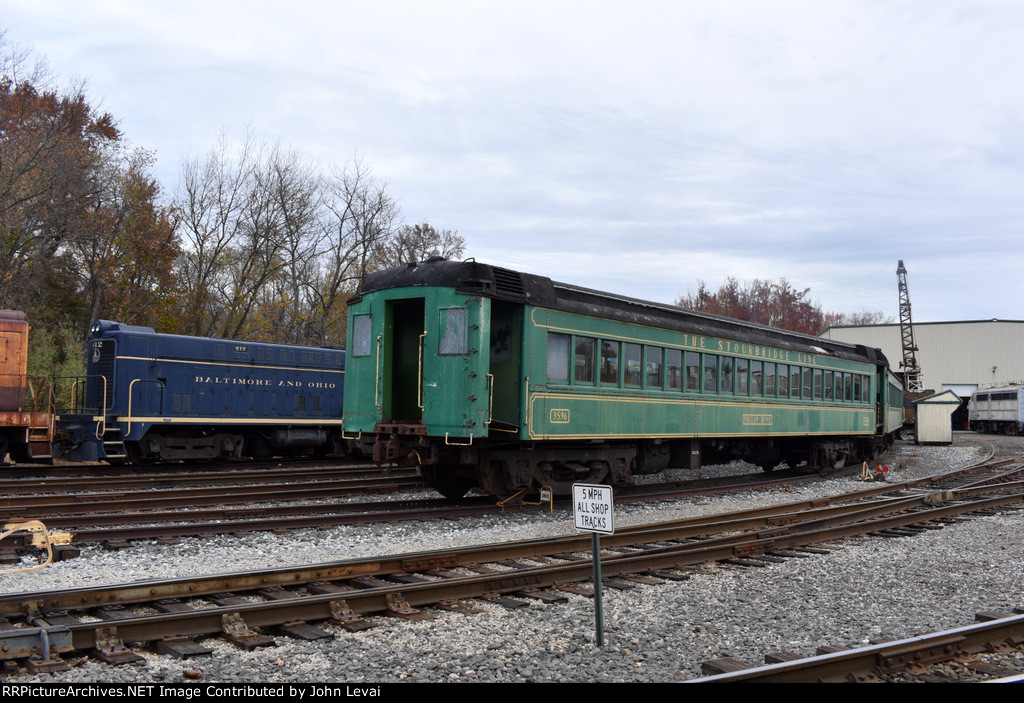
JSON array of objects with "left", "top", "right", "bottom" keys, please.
[{"left": 3, "top": 0, "right": 1023, "bottom": 321}]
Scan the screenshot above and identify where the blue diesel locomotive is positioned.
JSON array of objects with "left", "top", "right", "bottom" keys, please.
[{"left": 54, "top": 320, "right": 346, "bottom": 463}]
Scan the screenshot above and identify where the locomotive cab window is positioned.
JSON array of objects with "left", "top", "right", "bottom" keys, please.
[{"left": 547, "top": 333, "right": 570, "bottom": 383}]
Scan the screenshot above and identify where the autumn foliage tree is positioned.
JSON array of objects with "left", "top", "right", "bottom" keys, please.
[
  {"left": 0, "top": 34, "right": 121, "bottom": 317},
  {"left": 1, "top": 33, "right": 180, "bottom": 380},
  {"left": 676, "top": 277, "right": 891, "bottom": 335}
]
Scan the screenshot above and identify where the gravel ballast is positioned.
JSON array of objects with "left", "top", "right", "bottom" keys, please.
[{"left": 3, "top": 433, "right": 1023, "bottom": 683}]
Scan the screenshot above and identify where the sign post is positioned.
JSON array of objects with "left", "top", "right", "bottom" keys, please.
[{"left": 572, "top": 483, "right": 614, "bottom": 647}]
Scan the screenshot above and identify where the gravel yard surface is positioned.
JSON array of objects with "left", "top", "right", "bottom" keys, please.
[{"left": 3, "top": 433, "right": 1023, "bottom": 683}]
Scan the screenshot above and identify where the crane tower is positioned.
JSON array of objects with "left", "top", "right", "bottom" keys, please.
[{"left": 896, "top": 260, "right": 924, "bottom": 394}]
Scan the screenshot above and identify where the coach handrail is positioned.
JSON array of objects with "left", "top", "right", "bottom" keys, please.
[
  {"left": 374, "top": 333, "right": 383, "bottom": 410},
  {"left": 486, "top": 373, "right": 494, "bottom": 427},
  {"left": 418, "top": 331, "right": 427, "bottom": 412}
]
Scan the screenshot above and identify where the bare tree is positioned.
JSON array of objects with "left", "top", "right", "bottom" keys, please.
[
  {"left": 174, "top": 131, "right": 258, "bottom": 336},
  {"left": 379, "top": 222, "right": 465, "bottom": 266},
  {"left": 307, "top": 157, "right": 399, "bottom": 345}
]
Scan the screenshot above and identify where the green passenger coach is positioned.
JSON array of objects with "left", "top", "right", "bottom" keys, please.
[{"left": 343, "top": 258, "right": 903, "bottom": 498}]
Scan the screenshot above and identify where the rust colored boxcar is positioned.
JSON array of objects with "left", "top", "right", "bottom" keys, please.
[{"left": 0, "top": 311, "right": 53, "bottom": 463}]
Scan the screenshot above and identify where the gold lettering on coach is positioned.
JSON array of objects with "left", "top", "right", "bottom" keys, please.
[{"left": 549, "top": 408, "right": 571, "bottom": 423}]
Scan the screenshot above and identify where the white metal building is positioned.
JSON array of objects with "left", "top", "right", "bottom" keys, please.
[{"left": 819, "top": 319, "right": 1024, "bottom": 428}]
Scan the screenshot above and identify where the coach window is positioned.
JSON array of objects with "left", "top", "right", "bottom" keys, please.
[
  {"left": 623, "top": 343, "right": 642, "bottom": 387},
  {"left": 789, "top": 366, "right": 801, "bottom": 399},
  {"left": 736, "top": 358, "right": 749, "bottom": 395},
  {"left": 750, "top": 360, "right": 763, "bottom": 395},
  {"left": 853, "top": 374, "right": 862, "bottom": 402},
  {"left": 824, "top": 370, "right": 834, "bottom": 400},
  {"left": 439, "top": 308, "right": 468, "bottom": 355},
  {"left": 765, "top": 362, "right": 776, "bottom": 396},
  {"left": 547, "top": 333, "right": 570, "bottom": 383},
  {"left": 703, "top": 354, "right": 718, "bottom": 393},
  {"left": 686, "top": 352, "right": 701, "bottom": 392},
  {"left": 352, "top": 314, "right": 373, "bottom": 356},
  {"left": 813, "top": 368, "right": 823, "bottom": 400},
  {"left": 666, "top": 349, "right": 682, "bottom": 390},
  {"left": 777, "top": 364, "right": 789, "bottom": 398},
  {"left": 720, "top": 357, "right": 734, "bottom": 394},
  {"left": 803, "top": 368, "right": 812, "bottom": 398},
  {"left": 845, "top": 374, "right": 854, "bottom": 401},
  {"left": 575, "top": 336, "right": 596, "bottom": 384},
  {"left": 645, "top": 346, "right": 663, "bottom": 388},
  {"left": 600, "top": 340, "right": 620, "bottom": 385}
]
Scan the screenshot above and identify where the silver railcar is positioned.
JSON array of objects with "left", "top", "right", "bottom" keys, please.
[{"left": 969, "top": 384, "right": 1024, "bottom": 435}]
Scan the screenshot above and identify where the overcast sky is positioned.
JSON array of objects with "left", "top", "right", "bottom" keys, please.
[{"left": 3, "top": 1, "right": 1022, "bottom": 323}]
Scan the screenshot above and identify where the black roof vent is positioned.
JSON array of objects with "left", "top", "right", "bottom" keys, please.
[{"left": 491, "top": 267, "right": 526, "bottom": 297}]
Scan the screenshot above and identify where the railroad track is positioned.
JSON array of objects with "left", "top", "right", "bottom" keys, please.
[
  {"left": 0, "top": 462, "right": 840, "bottom": 557},
  {"left": 0, "top": 461, "right": 419, "bottom": 496},
  {"left": 2, "top": 456, "right": 1021, "bottom": 675},
  {"left": 0, "top": 467, "right": 425, "bottom": 517},
  {"left": 696, "top": 610, "right": 1024, "bottom": 682},
  {"left": 0, "top": 452, "right": 1010, "bottom": 557}
]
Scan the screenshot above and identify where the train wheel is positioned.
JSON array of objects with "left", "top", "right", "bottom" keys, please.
[{"left": 126, "top": 443, "right": 157, "bottom": 465}]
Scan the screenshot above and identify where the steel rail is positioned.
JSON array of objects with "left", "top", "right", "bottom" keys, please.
[
  {"left": 0, "top": 473, "right": 425, "bottom": 515},
  {"left": 33, "top": 487, "right": 1024, "bottom": 657},
  {"left": 4, "top": 482, "right": 1023, "bottom": 664},
  {"left": 0, "top": 491, "right": 938, "bottom": 613},
  {"left": 694, "top": 613, "right": 1024, "bottom": 683},
  {"left": 0, "top": 463, "right": 403, "bottom": 494},
  {"left": 4, "top": 464, "right": 1021, "bottom": 613}
]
